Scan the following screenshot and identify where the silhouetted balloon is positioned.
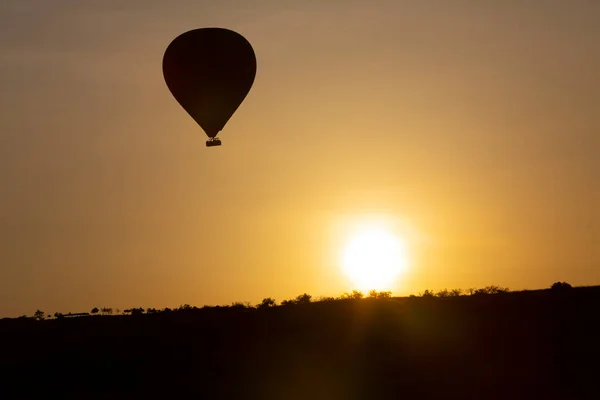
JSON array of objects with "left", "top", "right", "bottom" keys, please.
[{"left": 163, "top": 28, "right": 257, "bottom": 146}]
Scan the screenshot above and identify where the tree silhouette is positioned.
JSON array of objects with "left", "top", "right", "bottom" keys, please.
[
  {"left": 231, "top": 301, "right": 252, "bottom": 309},
  {"left": 295, "top": 293, "right": 312, "bottom": 304},
  {"left": 91, "top": 307, "right": 99, "bottom": 315},
  {"left": 341, "top": 290, "right": 364, "bottom": 300},
  {"left": 33, "top": 309, "right": 45, "bottom": 321},
  {"left": 368, "top": 290, "right": 392, "bottom": 299},
  {"left": 473, "top": 286, "right": 509, "bottom": 295},
  {"left": 257, "top": 298, "right": 276, "bottom": 309}
]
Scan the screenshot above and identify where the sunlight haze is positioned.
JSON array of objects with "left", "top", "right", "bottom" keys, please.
[
  {"left": 341, "top": 223, "right": 408, "bottom": 291},
  {"left": 1, "top": 0, "right": 598, "bottom": 317}
]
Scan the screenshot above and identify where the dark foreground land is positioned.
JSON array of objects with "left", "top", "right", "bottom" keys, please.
[{"left": 2, "top": 286, "right": 600, "bottom": 399}]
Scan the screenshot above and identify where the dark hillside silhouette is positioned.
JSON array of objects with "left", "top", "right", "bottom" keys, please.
[{"left": 1, "top": 284, "right": 600, "bottom": 398}]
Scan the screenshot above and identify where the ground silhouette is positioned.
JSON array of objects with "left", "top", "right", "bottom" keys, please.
[{"left": 1, "top": 284, "right": 599, "bottom": 398}]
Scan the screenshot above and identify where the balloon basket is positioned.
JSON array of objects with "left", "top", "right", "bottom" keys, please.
[{"left": 206, "top": 138, "right": 222, "bottom": 147}]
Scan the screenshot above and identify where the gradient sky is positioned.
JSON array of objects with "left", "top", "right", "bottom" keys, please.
[{"left": 1, "top": 0, "right": 598, "bottom": 317}]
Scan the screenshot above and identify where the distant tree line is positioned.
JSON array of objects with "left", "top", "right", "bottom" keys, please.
[
  {"left": 415, "top": 285, "right": 510, "bottom": 299},
  {"left": 15, "top": 282, "right": 577, "bottom": 320}
]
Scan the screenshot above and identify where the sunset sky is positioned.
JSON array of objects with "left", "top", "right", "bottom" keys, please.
[{"left": 1, "top": 0, "right": 598, "bottom": 317}]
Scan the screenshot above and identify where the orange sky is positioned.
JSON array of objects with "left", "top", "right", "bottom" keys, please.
[{"left": 1, "top": 0, "right": 598, "bottom": 317}]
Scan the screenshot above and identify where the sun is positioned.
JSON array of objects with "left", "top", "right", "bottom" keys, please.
[{"left": 341, "top": 226, "right": 408, "bottom": 292}]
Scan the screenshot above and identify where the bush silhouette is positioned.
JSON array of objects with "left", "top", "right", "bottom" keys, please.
[
  {"left": 124, "top": 308, "right": 144, "bottom": 316},
  {"left": 231, "top": 301, "right": 252, "bottom": 309},
  {"left": 280, "top": 293, "right": 312, "bottom": 306},
  {"left": 316, "top": 296, "right": 336, "bottom": 302},
  {"left": 551, "top": 281, "right": 573, "bottom": 291}
]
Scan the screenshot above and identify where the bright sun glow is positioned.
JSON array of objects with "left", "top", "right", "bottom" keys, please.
[{"left": 342, "top": 227, "right": 407, "bottom": 292}]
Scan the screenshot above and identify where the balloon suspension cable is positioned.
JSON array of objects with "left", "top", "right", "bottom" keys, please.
[{"left": 206, "top": 137, "right": 222, "bottom": 147}]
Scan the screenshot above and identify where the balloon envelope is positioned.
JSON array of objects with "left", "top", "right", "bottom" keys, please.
[{"left": 163, "top": 28, "right": 257, "bottom": 138}]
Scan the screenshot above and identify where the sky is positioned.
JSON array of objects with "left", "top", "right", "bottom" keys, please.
[{"left": 1, "top": 0, "right": 598, "bottom": 317}]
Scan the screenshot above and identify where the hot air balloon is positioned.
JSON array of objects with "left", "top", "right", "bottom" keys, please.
[{"left": 163, "top": 28, "right": 257, "bottom": 147}]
